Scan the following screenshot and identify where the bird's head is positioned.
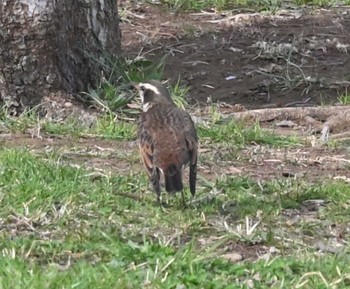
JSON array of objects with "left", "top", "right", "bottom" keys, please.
[{"left": 133, "top": 80, "right": 173, "bottom": 112}]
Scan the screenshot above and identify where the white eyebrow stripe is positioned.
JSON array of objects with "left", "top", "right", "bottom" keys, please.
[{"left": 139, "top": 83, "right": 160, "bottom": 95}]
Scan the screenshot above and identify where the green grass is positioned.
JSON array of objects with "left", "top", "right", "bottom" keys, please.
[
  {"left": 1, "top": 109, "right": 301, "bottom": 147},
  {"left": 0, "top": 107, "right": 40, "bottom": 134},
  {"left": 84, "top": 52, "right": 192, "bottom": 118},
  {"left": 84, "top": 54, "right": 168, "bottom": 113},
  {"left": 0, "top": 111, "right": 136, "bottom": 140},
  {"left": 337, "top": 88, "right": 350, "bottom": 105},
  {"left": 2, "top": 253, "right": 350, "bottom": 288},
  {"left": 294, "top": 0, "right": 341, "bottom": 6},
  {"left": 1, "top": 104, "right": 303, "bottom": 149},
  {"left": 156, "top": 0, "right": 282, "bottom": 11},
  {"left": 198, "top": 119, "right": 301, "bottom": 147},
  {"left": 168, "top": 78, "right": 190, "bottom": 109},
  {"left": 1, "top": 89, "right": 303, "bottom": 150},
  {"left": 1, "top": 147, "right": 350, "bottom": 288},
  {"left": 154, "top": 0, "right": 345, "bottom": 13}
]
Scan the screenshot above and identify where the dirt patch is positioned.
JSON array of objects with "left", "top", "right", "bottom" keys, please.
[
  {"left": 0, "top": 133, "right": 141, "bottom": 175},
  {"left": 2, "top": 133, "right": 349, "bottom": 185},
  {"left": 197, "top": 235, "right": 272, "bottom": 262},
  {"left": 241, "top": 146, "right": 350, "bottom": 182},
  {"left": 225, "top": 241, "right": 272, "bottom": 261},
  {"left": 200, "top": 144, "right": 350, "bottom": 183},
  {"left": 121, "top": 4, "right": 350, "bottom": 108}
]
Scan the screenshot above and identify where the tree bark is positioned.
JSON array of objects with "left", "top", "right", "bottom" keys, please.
[{"left": 0, "top": 0, "right": 121, "bottom": 114}]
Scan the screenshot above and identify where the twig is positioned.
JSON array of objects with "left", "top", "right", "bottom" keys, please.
[{"left": 284, "top": 97, "right": 311, "bottom": 107}]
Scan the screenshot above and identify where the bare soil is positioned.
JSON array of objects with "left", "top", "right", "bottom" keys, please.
[
  {"left": 112, "top": 3, "right": 350, "bottom": 185},
  {"left": 2, "top": 133, "right": 349, "bottom": 185},
  {"left": 121, "top": 4, "right": 350, "bottom": 108},
  {"left": 0, "top": 133, "right": 141, "bottom": 175}
]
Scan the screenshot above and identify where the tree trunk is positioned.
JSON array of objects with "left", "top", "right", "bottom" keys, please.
[{"left": 0, "top": 0, "right": 121, "bottom": 114}]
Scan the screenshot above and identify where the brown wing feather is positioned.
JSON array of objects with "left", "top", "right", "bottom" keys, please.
[
  {"left": 183, "top": 111, "right": 198, "bottom": 162},
  {"left": 139, "top": 141, "right": 153, "bottom": 176},
  {"left": 138, "top": 115, "right": 155, "bottom": 177},
  {"left": 182, "top": 112, "right": 198, "bottom": 196}
]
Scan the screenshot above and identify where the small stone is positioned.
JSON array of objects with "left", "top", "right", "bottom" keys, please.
[
  {"left": 221, "top": 252, "right": 243, "bottom": 262},
  {"left": 276, "top": 120, "right": 297, "bottom": 127}
]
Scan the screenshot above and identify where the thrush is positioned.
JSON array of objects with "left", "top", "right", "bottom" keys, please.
[{"left": 134, "top": 80, "right": 198, "bottom": 203}]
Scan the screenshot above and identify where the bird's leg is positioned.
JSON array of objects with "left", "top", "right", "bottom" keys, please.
[
  {"left": 150, "top": 168, "right": 162, "bottom": 204},
  {"left": 181, "top": 190, "right": 187, "bottom": 207},
  {"left": 156, "top": 192, "right": 161, "bottom": 204},
  {"left": 153, "top": 183, "right": 162, "bottom": 205}
]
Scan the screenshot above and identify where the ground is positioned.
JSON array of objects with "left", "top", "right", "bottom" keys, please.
[
  {"left": 1, "top": 2, "right": 350, "bottom": 288},
  {"left": 121, "top": 4, "right": 350, "bottom": 108},
  {"left": 117, "top": 0, "right": 350, "bottom": 182}
]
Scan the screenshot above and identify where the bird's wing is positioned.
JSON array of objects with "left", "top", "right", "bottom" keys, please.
[
  {"left": 183, "top": 112, "right": 198, "bottom": 195},
  {"left": 183, "top": 112, "right": 198, "bottom": 160},
  {"left": 138, "top": 120, "right": 154, "bottom": 177}
]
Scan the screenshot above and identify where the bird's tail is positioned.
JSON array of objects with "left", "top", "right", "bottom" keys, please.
[
  {"left": 189, "top": 163, "right": 196, "bottom": 196},
  {"left": 164, "top": 164, "right": 183, "bottom": 193}
]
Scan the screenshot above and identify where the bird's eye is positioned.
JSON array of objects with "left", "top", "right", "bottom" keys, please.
[{"left": 140, "top": 85, "right": 146, "bottom": 91}]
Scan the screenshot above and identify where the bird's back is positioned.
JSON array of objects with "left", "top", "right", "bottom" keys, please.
[{"left": 139, "top": 104, "right": 193, "bottom": 170}]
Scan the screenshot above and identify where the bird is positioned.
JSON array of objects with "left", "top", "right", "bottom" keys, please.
[{"left": 134, "top": 80, "right": 198, "bottom": 203}]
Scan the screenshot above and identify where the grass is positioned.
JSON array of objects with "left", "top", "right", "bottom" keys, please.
[
  {"left": 198, "top": 119, "right": 301, "bottom": 147},
  {"left": 84, "top": 51, "right": 192, "bottom": 119},
  {"left": 337, "top": 89, "right": 350, "bottom": 105},
  {"left": 168, "top": 77, "right": 190, "bottom": 109},
  {"left": 0, "top": 106, "right": 301, "bottom": 148},
  {"left": 156, "top": 0, "right": 282, "bottom": 11},
  {"left": 153, "top": 0, "right": 345, "bottom": 12},
  {"left": 0, "top": 109, "right": 137, "bottom": 140},
  {"left": 293, "top": 0, "right": 343, "bottom": 6},
  {"left": 2, "top": 1, "right": 350, "bottom": 286},
  {"left": 1, "top": 147, "right": 350, "bottom": 288},
  {"left": 3, "top": 254, "right": 350, "bottom": 288},
  {"left": 83, "top": 53, "right": 169, "bottom": 113}
]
